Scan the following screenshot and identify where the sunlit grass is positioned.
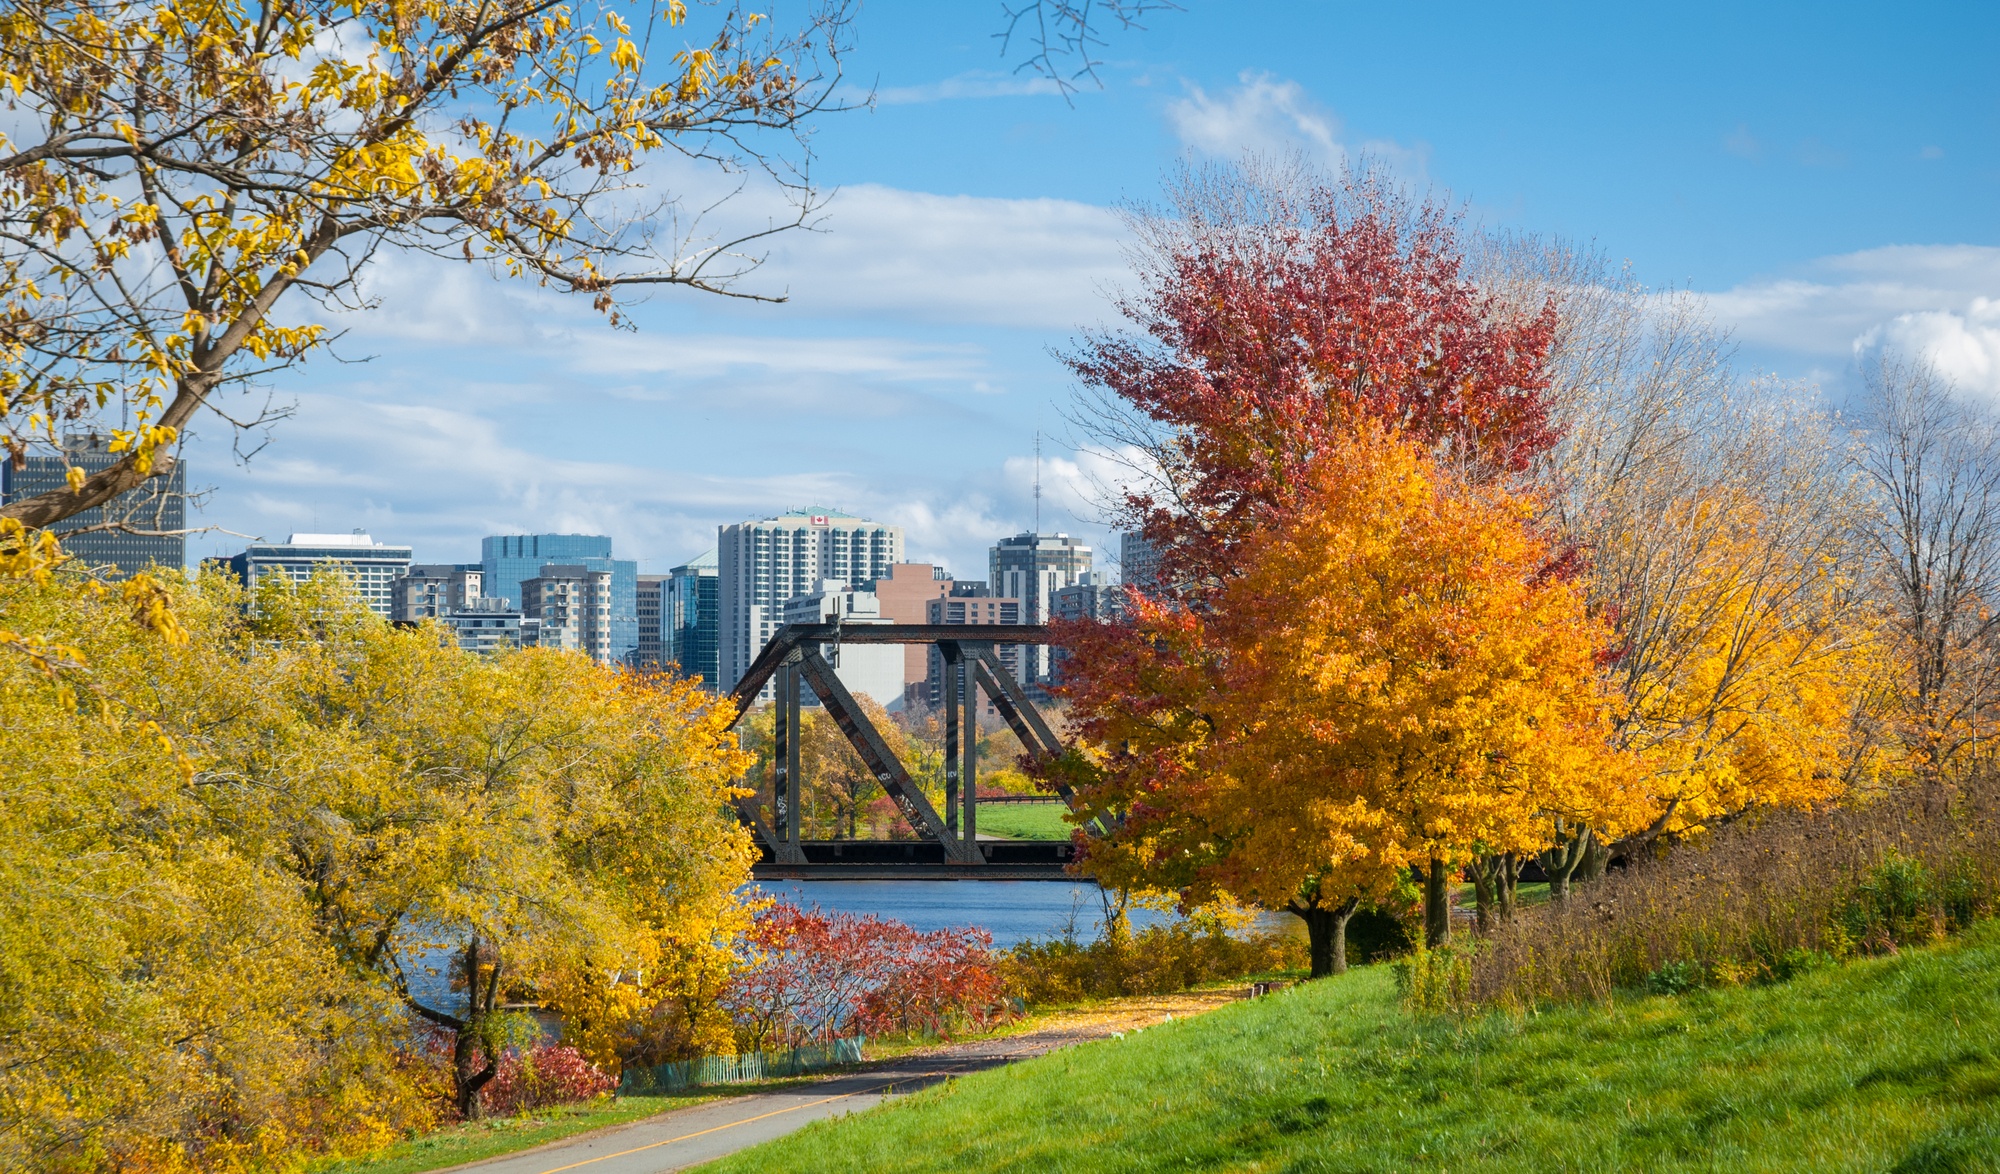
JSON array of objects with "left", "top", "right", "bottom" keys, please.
[
  {"left": 703, "top": 920, "right": 2000, "bottom": 1173},
  {"left": 974, "top": 802, "right": 1075, "bottom": 841}
]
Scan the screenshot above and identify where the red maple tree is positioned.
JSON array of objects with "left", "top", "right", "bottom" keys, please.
[{"left": 1069, "top": 163, "right": 1558, "bottom": 594}]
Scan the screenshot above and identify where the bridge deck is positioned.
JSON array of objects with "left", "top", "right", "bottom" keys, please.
[{"left": 750, "top": 839, "right": 1079, "bottom": 881}]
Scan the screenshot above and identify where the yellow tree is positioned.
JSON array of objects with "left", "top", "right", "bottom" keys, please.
[
  {"left": 1483, "top": 238, "right": 1883, "bottom": 882},
  {"left": 1059, "top": 425, "right": 1641, "bottom": 967},
  {"left": 0, "top": 0, "right": 853, "bottom": 528}
]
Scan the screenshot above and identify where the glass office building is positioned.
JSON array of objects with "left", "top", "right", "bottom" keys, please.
[
  {"left": 481, "top": 533, "right": 636, "bottom": 663},
  {"left": 1, "top": 433, "right": 186, "bottom": 578},
  {"left": 665, "top": 549, "right": 719, "bottom": 689}
]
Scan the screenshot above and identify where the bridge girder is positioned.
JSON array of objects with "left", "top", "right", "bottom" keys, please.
[{"left": 726, "top": 623, "right": 1093, "bottom": 868}]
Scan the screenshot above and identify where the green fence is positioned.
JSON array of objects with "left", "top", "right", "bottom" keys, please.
[{"left": 619, "top": 1037, "right": 866, "bottom": 1094}]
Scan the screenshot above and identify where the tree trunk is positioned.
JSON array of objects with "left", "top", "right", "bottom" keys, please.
[
  {"left": 1294, "top": 896, "right": 1360, "bottom": 978},
  {"left": 453, "top": 935, "right": 501, "bottom": 1121},
  {"left": 1423, "top": 856, "right": 1451, "bottom": 948},
  {"left": 1574, "top": 832, "right": 1613, "bottom": 886},
  {"left": 1497, "top": 853, "right": 1521, "bottom": 921},
  {"left": 1469, "top": 856, "right": 1497, "bottom": 933},
  {"left": 1540, "top": 826, "right": 1593, "bottom": 903}
]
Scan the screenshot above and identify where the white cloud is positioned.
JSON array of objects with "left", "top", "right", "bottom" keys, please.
[
  {"left": 764, "top": 185, "right": 1126, "bottom": 329},
  {"left": 871, "top": 71, "right": 1065, "bottom": 105},
  {"left": 1167, "top": 71, "right": 1344, "bottom": 164},
  {"left": 1857, "top": 299, "right": 2000, "bottom": 401},
  {"left": 1163, "top": 71, "right": 1427, "bottom": 182},
  {"left": 1697, "top": 244, "right": 2000, "bottom": 405}
]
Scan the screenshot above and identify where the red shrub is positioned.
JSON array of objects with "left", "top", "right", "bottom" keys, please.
[
  {"left": 478, "top": 1044, "right": 615, "bottom": 1116},
  {"left": 723, "top": 903, "right": 1012, "bottom": 1048}
]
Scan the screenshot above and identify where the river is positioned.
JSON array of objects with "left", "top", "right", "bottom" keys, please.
[
  {"left": 756, "top": 880, "right": 1299, "bottom": 948},
  {"left": 753, "top": 880, "right": 1179, "bottom": 948}
]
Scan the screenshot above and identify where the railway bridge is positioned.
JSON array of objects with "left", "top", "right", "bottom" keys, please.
[{"left": 725, "top": 623, "right": 1094, "bottom": 880}]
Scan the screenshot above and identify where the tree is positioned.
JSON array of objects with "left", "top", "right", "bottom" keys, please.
[
  {"left": 1855, "top": 354, "right": 2000, "bottom": 781},
  {"left": 1066, "top": 158, "right": 1559, "bottom": 599},
  {"left": 1057, "top": 425, "right": 1638, "bottom": 967},
  {"left": 1479, "top": 236, "right": 1883, "bottom": 857},
  {"left": 0, "top": 0, "right": 853, "bottom": 530},
  {"left": 1055, "top": 160, "right": 1575, "bottom": 963}
]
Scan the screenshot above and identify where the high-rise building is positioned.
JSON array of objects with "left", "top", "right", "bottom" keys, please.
[
  {"left": 665, "top": 550, "right": 720, "bottom": 688},
  {"left": 0, "top": 433, "right": 186, "bottom": 577},
  {"left": 438, "top": 599, "right": 532, "bottom": 655},
  {"left": 922, "top": 585, "right": 1023, "bottom": 717},
  {"left": 391, "top": 563, "right": 483, "bottom": 621},
  {"left": 1052, "top": 571, "right": 1124, "bottom": 623},
  {"left": 1120, "top": 531, "right": 1160, "bottom": 596},
  {"left": 717, "top": 509, "right": 902, "bottom": 696},
  {"left": 867, "top": 562, "right": 955, "bottom": 693},
  {"left": 520, "top": 563, "right": 615, "bottom": 661},
  {"left": 635, "top": 574, "right": 668, "bottom": 669},
  {"left": 226, "top": 532, "right": 413, "bottom": 616},
  {"left": 989, "top": 532, "right": 1092, "bottom": 682},
  {"left": 481, "top": 534, "right": 637, "bottom": 661},
  {"left": 780, "top": 579, "right": 904, "bottom": 709}
]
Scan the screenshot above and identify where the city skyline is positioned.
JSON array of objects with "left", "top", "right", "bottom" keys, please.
[{"left": 164, "top": 2, "right": 1998, "bottom": 587}]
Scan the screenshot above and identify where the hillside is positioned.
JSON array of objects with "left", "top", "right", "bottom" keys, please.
[{"left": 702, "top": 920, "right": 2000, "bottom": 1173}]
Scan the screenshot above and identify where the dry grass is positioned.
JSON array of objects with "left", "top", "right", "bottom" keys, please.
[{"left": 1469, "top": 777, "right": 2000, "bottom": 1007}]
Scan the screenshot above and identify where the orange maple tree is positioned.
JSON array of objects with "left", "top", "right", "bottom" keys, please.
[{"left": 1055, "top": 425, "right": 1639, "bottom": 969}]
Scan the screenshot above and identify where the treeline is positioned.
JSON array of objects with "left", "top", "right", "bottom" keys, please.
[
  {"left": 1049, "top": 159, "right": 2000, "bottom": 975},
  {"left": 0, "top": 555, "right": 756, "bottom": 1170}
]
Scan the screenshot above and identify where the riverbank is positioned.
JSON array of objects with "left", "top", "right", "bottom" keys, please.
[
  {"left": 313, "top": 987, "right": 1257, "bottom": 1174},
  {"left": 701, "top": 919, "right": 2000, "bottom": 1172}
]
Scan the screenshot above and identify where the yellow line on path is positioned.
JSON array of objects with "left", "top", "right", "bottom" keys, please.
[{"left": 528, "top": 1057, "right": 1002, "bottom": 1174}]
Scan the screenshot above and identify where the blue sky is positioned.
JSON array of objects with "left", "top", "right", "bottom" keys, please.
[{"left": 183, "top": 0, "right": 2000, "bottom": 577}]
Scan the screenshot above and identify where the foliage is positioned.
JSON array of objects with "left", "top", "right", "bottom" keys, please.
[
  {"left": 722, "top": 902, "right": 1012, "bottom": 1051},
  {"left": 0, "top": 0, "right": 854, "bottom": 529},
  {"left": 475, "top": 1045, "right": 616, "bottom": 1117},
  {"left": 0, "top": 564, "right": 754, "bottom": 1170},
  {"left": 1001, "top": 917, "right": 1304, "bottom": 1005},
  {"left": 1057, "top": 423, "right": 1638, "bottom": 961},
  {"left": 1468, "top": 776, "right": 2000, "bottom": 1008},
  {"left": 1067, "top": 159, "right": 1557, "bottom": 599},
  {"left": 700, "top": 920, "right": 2000, "bottom": 1174}
]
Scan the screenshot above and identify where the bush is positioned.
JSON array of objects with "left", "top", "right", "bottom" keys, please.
[
  {"left": 478, "top": 1045, "right": 616, "bottom": 1116},
  {"left": 1002, "top": 920, "right": 1305, "bottom": 1004},
  {"left": 1469, "top": 778, "right": 2000, "bottom": 1007}
]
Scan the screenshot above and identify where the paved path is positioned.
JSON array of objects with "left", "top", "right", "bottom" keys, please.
[{"left": 448, "top": 991, "right": 1240, "bottom": 1174}]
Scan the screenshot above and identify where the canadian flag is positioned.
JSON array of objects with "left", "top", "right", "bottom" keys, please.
[{"left": 810, "top": 515, "right": 829, "bottom": 526}]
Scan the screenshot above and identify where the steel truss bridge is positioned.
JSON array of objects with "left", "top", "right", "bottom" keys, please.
[{"left": 726, "top": 624, "right": 1094, "bottom": 880}]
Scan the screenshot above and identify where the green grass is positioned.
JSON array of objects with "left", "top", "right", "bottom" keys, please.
[
  {"left": 310, "top": 1093, "right": 720, "bottom": 1174},
  {"left": 701, "top": 920, "right": 2000, "bottom": 1173},
  {"left": 975, "top": 802, "right": 1077, "bottom": 841}
]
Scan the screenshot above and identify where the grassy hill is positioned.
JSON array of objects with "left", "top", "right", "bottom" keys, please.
[{"left": 702, "top": 920, "right": 2000, "bottom": 1173}]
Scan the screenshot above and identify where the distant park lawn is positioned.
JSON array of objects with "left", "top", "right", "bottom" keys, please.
[
  {"left": 975, "top": 801, "right": 1076, "bottom": 841},
  {"left": 702, "top": 919, "right": 2000, "bottom": 1172}
]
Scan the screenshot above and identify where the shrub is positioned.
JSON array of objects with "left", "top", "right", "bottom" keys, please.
[
  {"left": 478, "top": 1045, "right": 616, "bottom": 1116},
  {"left": 1396, "top": 943, "right": 1474, "bottom": 1014},
  {"left": 723, "top": 903, "right": 1014, "bottom": 1051},
  {"left": 1469, "top": 777, "right": 2000, "bottom": 1007},
  {"left": 1002, "top": 920, "right": 1305, "bottom": 1004}
]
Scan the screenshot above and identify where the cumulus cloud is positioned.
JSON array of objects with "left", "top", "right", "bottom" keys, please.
[
  {"left": 1701, "top": 244, "right": 2000, "bottom": 404},
  {"left": 1858, "top": 299, "right": 2000, "bottom": 401}
]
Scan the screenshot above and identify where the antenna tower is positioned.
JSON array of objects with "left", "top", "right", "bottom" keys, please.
[{"left": 1033, "top": 431, "right": 1042, "bottom": 535}]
